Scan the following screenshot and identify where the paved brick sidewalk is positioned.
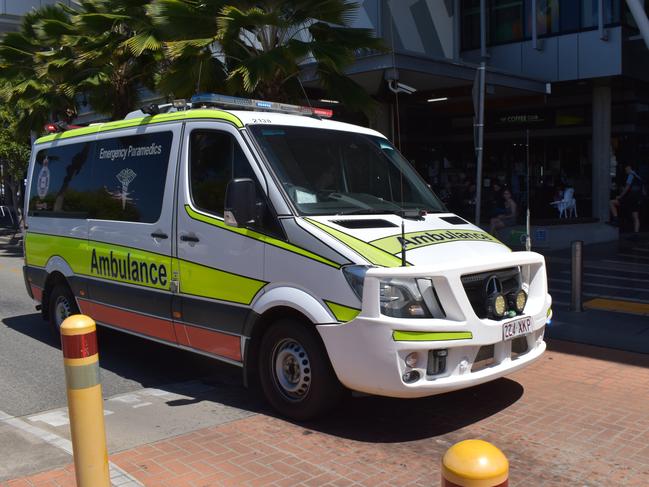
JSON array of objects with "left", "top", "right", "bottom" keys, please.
[{"left": 4, "top": 339, "right": 649, "bottom": 486}]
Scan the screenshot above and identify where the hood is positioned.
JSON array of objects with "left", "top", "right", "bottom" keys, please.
[{"left": 304, "top": 213, "right": 511, "bottom": 267}]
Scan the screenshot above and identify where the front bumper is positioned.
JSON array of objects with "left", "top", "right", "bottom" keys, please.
[{"left": 316, "top": 251, "right": 551, "bottom": 398}]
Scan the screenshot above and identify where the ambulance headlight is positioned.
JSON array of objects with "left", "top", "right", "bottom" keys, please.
[
  {"left": 379, "top": 278, "right": 436, "bottom": 318},
  {"left": 342, "top": 265, "right": 372, "bottom": 301}
]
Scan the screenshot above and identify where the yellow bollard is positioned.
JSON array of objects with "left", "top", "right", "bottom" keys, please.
[
  {"left": 61, "top": 315, "right": 110, "bottom": 487},
  {"left": 441, "top": 439, "right": 509, "bottom": 487}
]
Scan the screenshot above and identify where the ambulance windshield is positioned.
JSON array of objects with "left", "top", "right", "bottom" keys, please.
[{"left": 250, "top": 125, "right": 445, "bottom": 216}]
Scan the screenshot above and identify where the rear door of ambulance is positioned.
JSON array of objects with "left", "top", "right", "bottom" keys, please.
[
  {"left": 84, "top": 125, "right": 181, "bottom": 344},
  {"left": 174, "top": 121, "right": 274, "bottom": 363}
]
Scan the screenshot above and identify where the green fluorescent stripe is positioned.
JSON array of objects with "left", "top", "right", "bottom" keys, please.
[
  {"left": 185, "top": 206, "right": 341, "bottom": 269},
  {"left": 25, "top": 233, "right": 171, "bottom": 291},
  {"left": 178, "top": 259, "right": 266, "bottom": 305},
  {"left": 392, "top": 331, "right": 473, "bottom": 342},
  {"left": 305, "top": 219, "right": 404, "bottom": 268},
  {"left": 325, "top": 301, "right": 360, "bottom": 322},
  {"left": 64, "top": 362, "right": 100, "bottom": 390},
  {"left": 371, "top": 229, "right": 503, "bottom": 254},
  {"left": 36, "top": 109, "right": 243, "bottom": 143}
]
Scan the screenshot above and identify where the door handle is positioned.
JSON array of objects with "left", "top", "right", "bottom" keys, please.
[
  {"left": 150, "top": 232, "right": 168, "bottom": 239},
  {"left": 179, "top": 234, "right": 200, "bottom": 243}
]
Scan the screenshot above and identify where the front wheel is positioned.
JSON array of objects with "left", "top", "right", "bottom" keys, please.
[
  {"left": 258, "top": 319, "right": 343, "bottom": 421},
  {"left": 48, "top": 283, "right": 80, "bottom": 333}
]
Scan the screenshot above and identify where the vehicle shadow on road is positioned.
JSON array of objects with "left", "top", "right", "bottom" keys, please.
[
  {"left": 300, "top": 378, "right": 523, "bottom": 443},
  {"left": 3, "top": 312, "right": 524, "bottom": 443}
]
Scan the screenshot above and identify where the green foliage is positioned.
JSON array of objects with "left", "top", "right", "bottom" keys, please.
[
  {"left": 0, "top": 0, "right": 383, "bottom": 131},
  {"left": 151, "top": 0, "right": 384, "bottom": 112}
]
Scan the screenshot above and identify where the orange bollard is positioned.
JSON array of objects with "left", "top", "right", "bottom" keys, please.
[
  {"left": 441, "top": 439, "right": 508, "bottom": 487},
  {"left": 61, "top": 315, "right": 110, "bottom": 487}
]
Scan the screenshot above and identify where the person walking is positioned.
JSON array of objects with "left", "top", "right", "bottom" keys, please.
[{"left": 609, "top": 164, "right": 643, "bottom": 235}]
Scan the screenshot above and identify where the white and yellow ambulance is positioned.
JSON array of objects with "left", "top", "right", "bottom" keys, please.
[{"left": 23, "top": 94, "right": 551, "bottom": 419}]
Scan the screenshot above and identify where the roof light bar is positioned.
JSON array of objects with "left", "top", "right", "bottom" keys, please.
[{"left": 190, "top": 93, "right": 333, "bottom": 118}]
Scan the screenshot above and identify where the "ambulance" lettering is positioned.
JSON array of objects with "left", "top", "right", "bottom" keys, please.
[{"left": 90, "top": 248, "right": 167, "bottom": 287}]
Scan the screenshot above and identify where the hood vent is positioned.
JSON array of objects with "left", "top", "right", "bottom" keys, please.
[
  {"left": 330, "top": 219, "right": 398, "bottom": 229},
  {"left": 440, "top": 216, "right": 469, "bottom": 225}
]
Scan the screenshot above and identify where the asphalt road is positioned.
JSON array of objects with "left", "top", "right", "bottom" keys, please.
[
  {"left": 0, "top": 235, "right": 248, "bottom": 418},
  {"left": 0, "top": 233, "right": 265, "bottom": 481}
]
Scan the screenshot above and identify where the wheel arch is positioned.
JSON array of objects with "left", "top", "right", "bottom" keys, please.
[
  {"left": 41, "top": 271, "right": 73, "bottom": 321},
  {"left": 243, "top": 304, "right": 328, "bottom": 389}
]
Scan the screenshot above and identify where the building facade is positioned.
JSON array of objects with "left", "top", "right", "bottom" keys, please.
[
  {"left": 338, "top": 0, "right": 649, "bottom": 237},
  {"left": 0, "top": 1, "right": 76, "bottom": 35}
]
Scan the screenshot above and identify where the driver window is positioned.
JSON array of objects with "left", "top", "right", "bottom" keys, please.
[
  {"left": 190, "top": 130, "right": 255, "bottom": 216},
  {"left": 189, "top": 129, "right": 282, "bottom": 237}
]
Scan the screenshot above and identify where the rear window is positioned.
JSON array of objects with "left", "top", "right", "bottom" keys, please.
[{"left": 29, "top": 132, "right": 173, "bottom": 223}]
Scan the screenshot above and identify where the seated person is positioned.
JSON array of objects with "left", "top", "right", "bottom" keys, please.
[{"left": 489, "top": 189, "right": 517, "bottom": 235}]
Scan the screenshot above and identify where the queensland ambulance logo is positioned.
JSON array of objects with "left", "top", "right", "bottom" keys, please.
[
  {"left": 36, "top": 159, "right": 50, "bottom": 199},
  {"left": 370, "top": 229, "right": 502, "bottom": 254},
  {"left": 113, "top": 168, "right": 137, "bottom": 210}
]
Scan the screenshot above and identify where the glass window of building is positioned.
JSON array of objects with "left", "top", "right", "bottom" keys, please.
[
  {"left": 490, "top": 0, "right": 525, "bottom": 43},
  {"left": 582, "top": 0, "right": 621, "bottom": 28},
  {"left": 559, "top": 0, "right": 580, "bottom": 32},
  {"left": 461, "top": 0, "right": 482, "bottom": 50},
  {"left": 526, "top": 0, "right": 560, "bottom": 36}
]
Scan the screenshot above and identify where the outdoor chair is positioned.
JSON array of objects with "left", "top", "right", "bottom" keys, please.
[{"left": 550, "top": 187, "right": 577, "bottom": 218}]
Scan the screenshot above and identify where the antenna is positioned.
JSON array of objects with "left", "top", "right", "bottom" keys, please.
[
  {"left": 195, "top": 60, "right": 203, "bottom": 96},
  {"left": 401, "top": 219, "right": 407, "bottom": 266}
]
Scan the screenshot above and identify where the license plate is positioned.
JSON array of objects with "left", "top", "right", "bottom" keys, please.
[{"left": 502, "top": 316, "right": 532, "bottom": 341}]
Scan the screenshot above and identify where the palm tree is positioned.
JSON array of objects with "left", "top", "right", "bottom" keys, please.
[
  {"left": 150, "top": 0, "right": 383, "bottom": 112},
  {"left": 37, "top": 0, "right": 164, "bottom": 120},
  {"left": 0, "top": 6, "right": 76, "bottom": 138}
]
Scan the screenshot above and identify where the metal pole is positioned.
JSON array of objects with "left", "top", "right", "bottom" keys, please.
[
  {"left": 532, "top": 0, "right": 538, "bottom": 49},
  {"left": 598, "top": 0, "right": 609, "bottom": 40},
  {"left": 525, "top": 129, "right": 531, "bottom": 251},
  {"left": 474, "top": 0, "right": 487, "bottom": 226},
  {"left": 480, "top": 0, "right": 487, "bottom": 59},
  {"left": 474, "top": 63, "right": 485, "bottom": 227},
  {"left": 570, "top": 240, "right": 583, "bottom": 312}
]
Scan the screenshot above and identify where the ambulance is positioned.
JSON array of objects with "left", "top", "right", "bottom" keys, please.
[{"left": 23, "top": 94, "right": 551, "bottom": 420}]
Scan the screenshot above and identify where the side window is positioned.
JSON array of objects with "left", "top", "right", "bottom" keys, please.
[
  {"left": 189, "top": 129, "right": 283, "bottom": 237},
  {"left": 29, "top": 142, "right": 95, "bottom": 217},
  {"left": 92, "top": 132, "right": 173, "bottom": 223},
  {"left": 190, "top": 130, "right": 254, "bottom": 216}
]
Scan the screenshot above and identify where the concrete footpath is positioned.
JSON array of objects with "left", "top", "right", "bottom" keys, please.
[{"left": 3, "top": 339, "right": 649, "bottom": 487}]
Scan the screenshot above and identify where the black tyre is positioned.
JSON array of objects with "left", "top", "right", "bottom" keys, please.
[
  {"left": 48, "top": 282, "right": 79, "bottom": 333},
  {"left": 258, "top": 319, "right": 343, "bottom": 421}
]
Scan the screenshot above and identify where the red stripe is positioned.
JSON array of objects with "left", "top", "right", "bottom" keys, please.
[
  {"left": 183, "top": 325, "right": 242, "bottom": 362},
  {"left": 77, "top": 299, "right": 241, "bottom": 361},
  {"left": 78, "top": 299, "right": 176, "bottom": 343},
  {"left": 30, "top": 284, "right": 43, "bottom": 302},
  {"left": 61, "top": 331, "right": 98, "bottom": 359}
]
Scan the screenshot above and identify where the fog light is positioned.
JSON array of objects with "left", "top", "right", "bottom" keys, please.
[
  {"left": 402, "top": 370, "right": 420, "bottom": 383},
  {"left": 508, "top": 289, "right": 527, "bottom": 314},
  {"left": 405, "top": 352, "right": 418, "bottom": 368},
  {"left": 487, "top": 293, "right": 507, "bottom": 319}
]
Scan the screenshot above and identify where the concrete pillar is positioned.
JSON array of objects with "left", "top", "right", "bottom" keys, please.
[
  {"left": 368, "top": 102, "right": 393, "bottom": 141},
  {"left": 592, "top": 84, "right": 612, "bottom": 222}
]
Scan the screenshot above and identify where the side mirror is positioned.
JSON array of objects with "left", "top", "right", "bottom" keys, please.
[{"left": 224, "top": 178, "right": 256, "bottom": 228}]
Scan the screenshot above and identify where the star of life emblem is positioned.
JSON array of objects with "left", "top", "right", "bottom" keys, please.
[{"left": 115, "top": 168, "right": 137, "bottom": 210}]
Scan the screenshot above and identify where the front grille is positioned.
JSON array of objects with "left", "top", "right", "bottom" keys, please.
[{"left": 461, "top": 267, "right": 521, "bottom": 319}]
